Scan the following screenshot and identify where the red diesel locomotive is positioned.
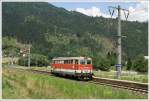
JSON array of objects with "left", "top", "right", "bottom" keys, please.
[{"left": 51, "top": 57, "right": 93, "bottom": 80}]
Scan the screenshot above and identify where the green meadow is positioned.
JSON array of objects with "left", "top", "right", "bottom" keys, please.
[
  {"left": 2, "top": 67, "right": 147, "bottom": 99},
  {"left": 93, "top": 70, "right": 148, "bottom": 83}
]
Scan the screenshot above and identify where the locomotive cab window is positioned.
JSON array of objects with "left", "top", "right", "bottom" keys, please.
[
  {"left": 87, "top": 60, "right": 91, "bottom": 64},
  {"left": 80, "top": 60, "right": 85, "bottom": 64}
]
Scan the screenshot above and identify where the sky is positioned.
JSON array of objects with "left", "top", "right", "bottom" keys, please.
[{"left": 50, "top": 1, "right": 149, "bottom": 22}]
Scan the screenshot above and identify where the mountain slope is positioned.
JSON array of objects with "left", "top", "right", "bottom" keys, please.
[{"left": 2, "top": 2, "right": 148, "bottom": 59}]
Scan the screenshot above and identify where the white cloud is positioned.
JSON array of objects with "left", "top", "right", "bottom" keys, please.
[
  {"left": 75, "top": 6, "right": 116, "bottom": 18},
  {"left": 75, "top": 2, "right": 148, "bottom": 22},
  {"left": 127, "top": 1, "right": 148, "bottom": 22},
  {"left": 76, "top": 6, "right": 102, "bottom": 17},
  {"left": 129, "top": 6, "right": 135, "bottom": 12}
]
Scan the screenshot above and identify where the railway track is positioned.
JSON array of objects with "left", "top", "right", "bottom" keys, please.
[
  {"left": 29, "top": 69, "right": 52, "bottom": 75},
  {"left": 26, "top": 69, "right": 148, "bottom": 94},
  {"left": 91, "top": 76, "right": 148, "bottom": 94}
]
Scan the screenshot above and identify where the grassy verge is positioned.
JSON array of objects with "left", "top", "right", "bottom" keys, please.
[
  {"left": 31, "top": 66, "right": 51, "bottom": 72},
  {"left": 2, "top": 57, "right": 18, "bottom": 64},
  {"left": 2, "top": 67, "right": 147, "bottom": 99},
  {"left": 93, "top": 70, "right": 148, "bottom": 83}
]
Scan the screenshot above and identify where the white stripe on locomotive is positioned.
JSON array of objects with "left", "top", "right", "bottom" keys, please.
[{"left": 52, "top": 68, "right": 92, "bottom": 75}]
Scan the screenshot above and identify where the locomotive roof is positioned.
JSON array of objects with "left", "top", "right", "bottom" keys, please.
[{"left": 52, "top": 57, "right": 92, "bottom": 60}]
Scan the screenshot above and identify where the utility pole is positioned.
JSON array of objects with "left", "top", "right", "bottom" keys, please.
[
  {"left": 9, "top": 49, "right": 14, "bottom": 68},
  {"left": 28, "top": 43, "right": 31, "bottom": 69},
  {"left": 117, "top": 5, "right": 121, "bottom": 79},
  {"left": 109, "top": 5, "right": 129, "bottom": 79},
  {"left": 54, "top": 25, "right": 57, "bottom": 34}
]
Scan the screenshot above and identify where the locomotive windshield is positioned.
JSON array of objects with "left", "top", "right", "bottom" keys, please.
[
  {"left": 87, "top": 60, "right": 91, "bottom": 64},
  {"left": 80, "top": 59, "right": 92, "bottom": 64}
]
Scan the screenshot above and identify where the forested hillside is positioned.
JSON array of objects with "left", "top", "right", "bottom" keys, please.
[{"left": 2, "top": 2, "right": 148, "bottom": 64}]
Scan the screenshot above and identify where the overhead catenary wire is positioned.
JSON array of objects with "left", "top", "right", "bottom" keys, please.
[{"left": 101, "top": 8, "right": 147, "bottom": 22}]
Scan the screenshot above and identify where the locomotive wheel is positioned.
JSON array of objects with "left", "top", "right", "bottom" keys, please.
[
  {"left": 78, "top": 76, "right": 81, "bottom": 81},
  {"left": 89, "top": 75, "right": 93, "bottom": 80},
  {"left": 77, "top": 76, "right": 82, "bottom": 81},
  {"left": 81, "top": 76, "right": 84, "bottom": 80}
]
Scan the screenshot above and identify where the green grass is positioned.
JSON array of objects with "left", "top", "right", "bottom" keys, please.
[
  {"left": 93, "top": 70, "right": 148, "bottom": 83},
  {"left": 2, "top": 67, "right": 147, "bottom": 99},
  {"left": 31, "top": 66, "right": 51, "bottom": 72},
  {"left": 2, "top": 57, "right": 18, "bottom": 64}
]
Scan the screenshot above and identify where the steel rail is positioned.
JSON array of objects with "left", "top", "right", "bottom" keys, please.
[{"left": 92, "top": 76, "right": 148, "bottom": 94}]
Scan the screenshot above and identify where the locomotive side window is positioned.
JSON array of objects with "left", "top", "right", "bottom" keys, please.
[
  {"left": 68, "top": 60, "right": 71, "bottom": 64},
  {"left": 70, "top": 60, "right": 73, "bottom": 64},
  {"left": 75, "top": 60, "right": 78, "bottom": 64},
  {"left": 60, "top": 60, "right": 63, "bottom": 64},
  {"left": 55, "top": 60, "right": 58, "bottom": 63},
  {"left": 58, "top": 60, "right": 60, "bottom": 63},
  {"left": 80, "top": 60, "right": 85, "bottom": 64},
  {"left": 87, "top": 60, "right": 91, "bottom": 64},
  {"left": 60, "top": 60, "right": 64, "bottom": 64},
  {"left": 64, "top": 60, "right": 73, "bottom": 64},
  {"left": 64, "top": 60, "right": 68, "bottom": 64}
]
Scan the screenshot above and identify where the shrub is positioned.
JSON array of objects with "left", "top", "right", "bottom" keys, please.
[
  {"left": 2, "top": 37, "right": 20, "bottom": 57},
  {"left": 132, "top": 54, "right": 148, "bottom": 73},
  {"left": 93, "top": 57, "right": 111, "bottom": 71},
  {"left": 126, "top": 58, "right": 132, "bottom": 70},
  {"left": 99, "top": 58, "right": 111, "bottom": 71},
  {"left": 106, "top": 52, "right": 117, "bottom": 66}
]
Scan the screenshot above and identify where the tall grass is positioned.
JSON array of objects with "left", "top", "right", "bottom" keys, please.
[
  {"left": 2, "top": 68, "right": 147, "bottom": 99},
  {"left": 93, "top": 70, "right": 148, "bottom": 83}
]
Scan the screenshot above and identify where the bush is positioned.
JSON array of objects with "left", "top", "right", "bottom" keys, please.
[
  {"left": 18, "top": 54, "right": 49, "bottom": 67},
  {"left": 132, "top": 54, "right": 148, "bottom": 73},
  {"left": 99, "top": 58, "right": 111, "bottom": 71},
  {"left": 2, "top": 37, "right": 20, "bottom": 57},
  {"left": 106, "top": 52, "right": 117, "bottom": 66},
  {"left": 94, "top": 57, "right": 111, "bottom": 71},
  {"left": 126, "top": 58, "right": 132, "bottom": 70}
]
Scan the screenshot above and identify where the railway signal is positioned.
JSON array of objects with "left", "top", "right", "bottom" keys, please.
[
  {"left": 108, "top": 5, "right": 129, "bottom": 79},
  {"left": 19, "top": 43, "right": 31, "bottom": 68},
  {"left": 28, "top": 44, "right": 31, "bottom": 69}
]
